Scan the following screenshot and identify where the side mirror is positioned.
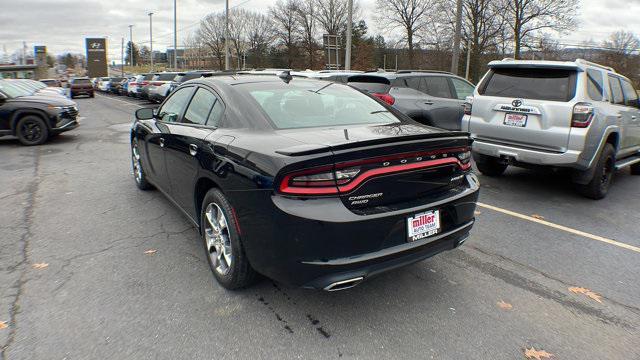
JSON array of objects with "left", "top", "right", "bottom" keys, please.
[{"left": 135, "top": 108, "right": 155, "bottom": 120}]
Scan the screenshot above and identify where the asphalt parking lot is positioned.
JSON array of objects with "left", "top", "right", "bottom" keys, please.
[{"left": 1, "top": 93, "right": 639, "bottom": 360}]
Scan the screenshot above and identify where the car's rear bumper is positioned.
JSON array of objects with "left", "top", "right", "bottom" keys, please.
[
  {"left": 472, "top": 138, "right": 582, "bottom": 167},
  {"left": 233, "top": 173, "right": 480, "bottom": 289}
]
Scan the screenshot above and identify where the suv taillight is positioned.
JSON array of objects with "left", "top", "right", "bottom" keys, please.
[
  {"left": 572, "top": 102, "right": 594, "bottom": 128},
  {"left": 372, "top": 93, "right": 395, "bottom": 105}
]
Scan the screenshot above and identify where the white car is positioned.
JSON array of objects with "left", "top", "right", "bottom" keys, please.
[{"left": 97, "top": 77, "right": 110, "bottom": 92}]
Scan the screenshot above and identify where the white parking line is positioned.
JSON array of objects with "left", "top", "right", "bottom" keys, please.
[
  {"left": 94, "top": 93, "right": 145, "bottom": 108},
  {"left": 477, "top": 202, "right": 640, "bottom": 254}
]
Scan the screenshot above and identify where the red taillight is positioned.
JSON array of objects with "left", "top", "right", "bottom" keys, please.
[
  {"left": 139, "top": 81, "right": 149, "bottom": 86},
  {"left": 150, "top": 81, "right": 163, "bottom": 86},
  {"left": 279, "top": 147, "right": 471, "bottom": 196},
  {"left": 572, "top": 102, "right": 594, "bottom": 128},
  {"left": 130, "top": 82, "right": 138, "bottom": 86},
  {"left": 372, "top": 92, "right": 395, "bottom": 105}
]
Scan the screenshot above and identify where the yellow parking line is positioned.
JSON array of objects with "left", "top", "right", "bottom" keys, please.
[{"left": 477, "top": 202, "right": 640, "bottom": 254}]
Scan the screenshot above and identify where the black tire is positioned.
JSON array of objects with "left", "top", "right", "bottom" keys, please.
[
  {"left": 131, "top": 138, "right": 153, "bottom": 190},
  {"left": 473, "top": 153, "right": 508, "bottom": 177},
  {"left": 630, "top": 162, "right": 640, "bottom": 175},
  {"left": 90, "top": 93, "right": 95, "bottom": 98},
  {"left": 15, "top": 115, "right": 49, "bottom": 146},
  {"left": 575, "top": 144, "right": 615, "bottom": 200},
  {"left": 200, "top": 188, "right": 256, "bottom": 290}
]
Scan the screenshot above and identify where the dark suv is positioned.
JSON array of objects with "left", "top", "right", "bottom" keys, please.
[
  {"left": 347, "top": 71, "right": 475, "bottom": 130},
  {"left": 69, "top": 77, "right": 94, "bottom": 98},
  {"left": 0, "top": 79, "right": 79, "bottom": 145}
]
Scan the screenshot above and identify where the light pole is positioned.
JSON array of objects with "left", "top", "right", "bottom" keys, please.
[
  {"left": 128, "top": 25, "right": 134, "bottom": 70},
  {"left": 173, "top": 0, "right": 178, "bottom": 70},
  {"left": 344, "top": 0, "right": 353, "bottom": 71},
  {"left": 149, "top": 12, "right": 154, "bottom": 72},
  {"left": 121, "top": 37, "right": 124, "bottom": 75},
  {"left": 450, "top": 0, "right": 462, "bottom": 75},
  {"left": 224, "top": 0, "right": 230, "bottom": 70}
]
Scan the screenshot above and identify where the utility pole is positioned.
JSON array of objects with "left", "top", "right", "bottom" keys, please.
[
  {"left": 121, "top": 37, "right": 124, "bottom": 75},
  {"left": 173, "top": 0, "right": 178, "bottom": 70},
  {"left": 128, "top": 25, "right": 134, "bottom": 70},
  {"left": 148, "top": 12, "right": 154, "bottom": 72},
  {"left": 450, "top": 0, "right": 463, "bottom": 75},
  {"left": 465, "top": 40, "right": 471, "bottom": 80},
  {"left": 344, "top": 0, "right": 353, "bottom": 71},
  {"left": 224, "top": 0, "right": 230, "bottom": 70}
]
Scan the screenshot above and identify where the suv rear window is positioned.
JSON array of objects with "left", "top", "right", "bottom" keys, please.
[
  {"left": 347, "top": 76, "right": 391, "bottom": 94},
  {"left": 480, "top": 68, "right": 576, "bottom": 102},
  {"left": 153, "top": 73, "right": 178, "bottom": 81},
  {"left": 72, "top": 79, "right": 91, "bottom": 84}
]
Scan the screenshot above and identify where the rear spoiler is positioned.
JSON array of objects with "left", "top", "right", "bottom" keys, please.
[{"left": 276, "top": 131, "right": 471, "bottom": 156}]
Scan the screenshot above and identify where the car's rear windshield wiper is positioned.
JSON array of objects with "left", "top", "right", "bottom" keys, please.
[{"left": 370, "top": 110, "right": 390, "bottom": 114}]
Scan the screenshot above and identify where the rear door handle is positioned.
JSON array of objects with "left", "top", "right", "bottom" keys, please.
[
  {"left": 424, "top": 101, "right": 434, "bottom": 105},
  {"left": 632, "top": 115, "right": 637, "bottom": 120},
  {"left": 159, "top": 138, "right": 165, "bottom": 147},
  {"left": 189, "top": 144, "right": 198, "bottom": 156}
]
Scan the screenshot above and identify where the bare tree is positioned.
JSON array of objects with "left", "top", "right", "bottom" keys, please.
[
  {"left": 457, "top": 0, "right": 507, "bottom": 81},
  {"left": 270, "top": 0, "right": 300, "bottom": 68},
  {"left": 604, "top": 31, "right": 640, "bottom": 56},
  {"left": 245, "top": 11, "right": 276, "bottom": 68},
  {"left": 375, "top": 0, "right": 436, "bottom": 68},
  {"left": 314, "top": 0, "right": 354, "bottom": 35},
  {"left": 229, "top": 9, "right": 250, "bottom": 69},
  {"left": 297, "top": 0, "right": 318, "bottom": 69},
  {"left": 199, "top": 13, "right": 226, "bottom": 69},
  {"left": 505, "top": 0, "right": 578, "bottom": 59}
]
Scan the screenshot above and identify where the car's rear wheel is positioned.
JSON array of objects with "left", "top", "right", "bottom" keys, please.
[
  {"left": 576, "top": 144, "right": 615, "bottom": 199},
  {"left": 16, "top": 115, "right": 49, "bottom": 146},
  {"left": 131, "top": 138, "right": 153, "bottom": 190},
  {"left": 473, "top": 153, "right": 508, "bottom": 177},
  {"left": 200, "top": 188, "right": 256, "bottom": 290}
]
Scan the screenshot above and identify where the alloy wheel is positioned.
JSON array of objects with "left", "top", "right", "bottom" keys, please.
[
  {"left": 203, "top": 203, "right": 233, "bottom": 275},
  {"left": 21, "top": 120, "right": 43, "bottom": 143},
  {"left": 131, "top": 141, "right": 142, "bottom": 184}
]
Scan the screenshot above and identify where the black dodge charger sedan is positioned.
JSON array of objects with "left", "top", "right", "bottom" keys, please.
[
  {"left": 130, "top": 74, "right": 479, "bottom": 291},
  {"left": 0, "top": 80, "right": 79, "bottom": 145}
]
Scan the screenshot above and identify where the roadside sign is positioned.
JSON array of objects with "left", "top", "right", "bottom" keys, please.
[{"left": 85, "top": 38, "right": 108, "bottom": 78}]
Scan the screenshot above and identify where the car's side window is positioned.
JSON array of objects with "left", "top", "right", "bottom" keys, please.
[
  {"left": 157, "top": 87, "right": 193, "bottom": 123},
  {"left": 207, "top": 97, "right": 226, "bottom": 127},
  {"left": 608, "top": 76, "right": 625, "bottom": 106},
  {"left": 450, "top": 78, "right": 475, "bottom": 100},
  {"left": 586, "top": 69, "right": 605, "bottom": 101},
  {"left": 424, "top": 76, "right": 453, "bottom": 98},
  {"left": 620, "top": 78, "right": 639, "bottom": 109},
  {"left": 183, "top": 88, "right": 216, "bottom": 125},
  {"left": 404, "top": 77, "right": 421, "bottom": 92}
]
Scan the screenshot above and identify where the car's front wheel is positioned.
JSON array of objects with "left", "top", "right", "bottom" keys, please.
[
  {"left": 16, "top": 115, "right": 49, "bottom": 146},
  {"left": 200, "top": 188, "right": 256, "bottom": 290},
  {"left": 473, "top": 153, "right": 508, "bottom": 177},
  {"left": 131, "top": 138, "right": 153, "bottom": 190}
]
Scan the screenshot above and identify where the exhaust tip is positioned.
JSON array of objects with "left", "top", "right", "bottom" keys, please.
[{"left": 323, "top": 277, "right": 364, "bottom": 292}]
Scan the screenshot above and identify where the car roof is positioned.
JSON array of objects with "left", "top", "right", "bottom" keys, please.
[{"left": 487, "top": 58, "right": 617, "bottom": 73}]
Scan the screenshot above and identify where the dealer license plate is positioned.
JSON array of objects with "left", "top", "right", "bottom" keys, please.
[
  {"left": 407, "top": 210, "right": 441, "bottom": 242},
  {"left": 504, "top": 113, "right": 527, "bottom": 127}
]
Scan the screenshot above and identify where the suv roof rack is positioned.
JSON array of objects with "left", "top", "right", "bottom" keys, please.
[
  {"left": 395, "top": 70, "right": 454, "bottom": 75},
  {"left": 575, "top": 59, "right": 615, "bottom": 72}
]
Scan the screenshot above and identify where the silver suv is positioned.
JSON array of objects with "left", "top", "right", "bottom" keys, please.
[{"left": 462, "top": 59, "right": 640, "bottom": 199}]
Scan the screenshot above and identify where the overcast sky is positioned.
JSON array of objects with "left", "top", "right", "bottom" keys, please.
[{"left": 1, "top": 0, "right": 639, "bottom": 62}]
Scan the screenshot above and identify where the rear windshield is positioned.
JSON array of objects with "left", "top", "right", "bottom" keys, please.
[
  {"left": 239, "top": 81, "right": 400, "bottom": 129},
  {"left": 72, "top": 79, "right": 91, "bottom": 84},
  {"left": 153, "top": 73, "right": 178, "bottom": 81},
  {"left": 348, "top": 76, "right": 391, "bottom": 93},
  {"left": 143, "top": 74, "right": 154, "bottom": 80},
  {"left": 110, "top": 77, "right": 125, "bottom": 82},
  {"left": 480, "top": 68, "right": 576, "bottom": 102}
]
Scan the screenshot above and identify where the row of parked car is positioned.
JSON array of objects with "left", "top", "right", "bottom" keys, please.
[{"left": 125, "top": 60, "right": 639, "bottom": 200}]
